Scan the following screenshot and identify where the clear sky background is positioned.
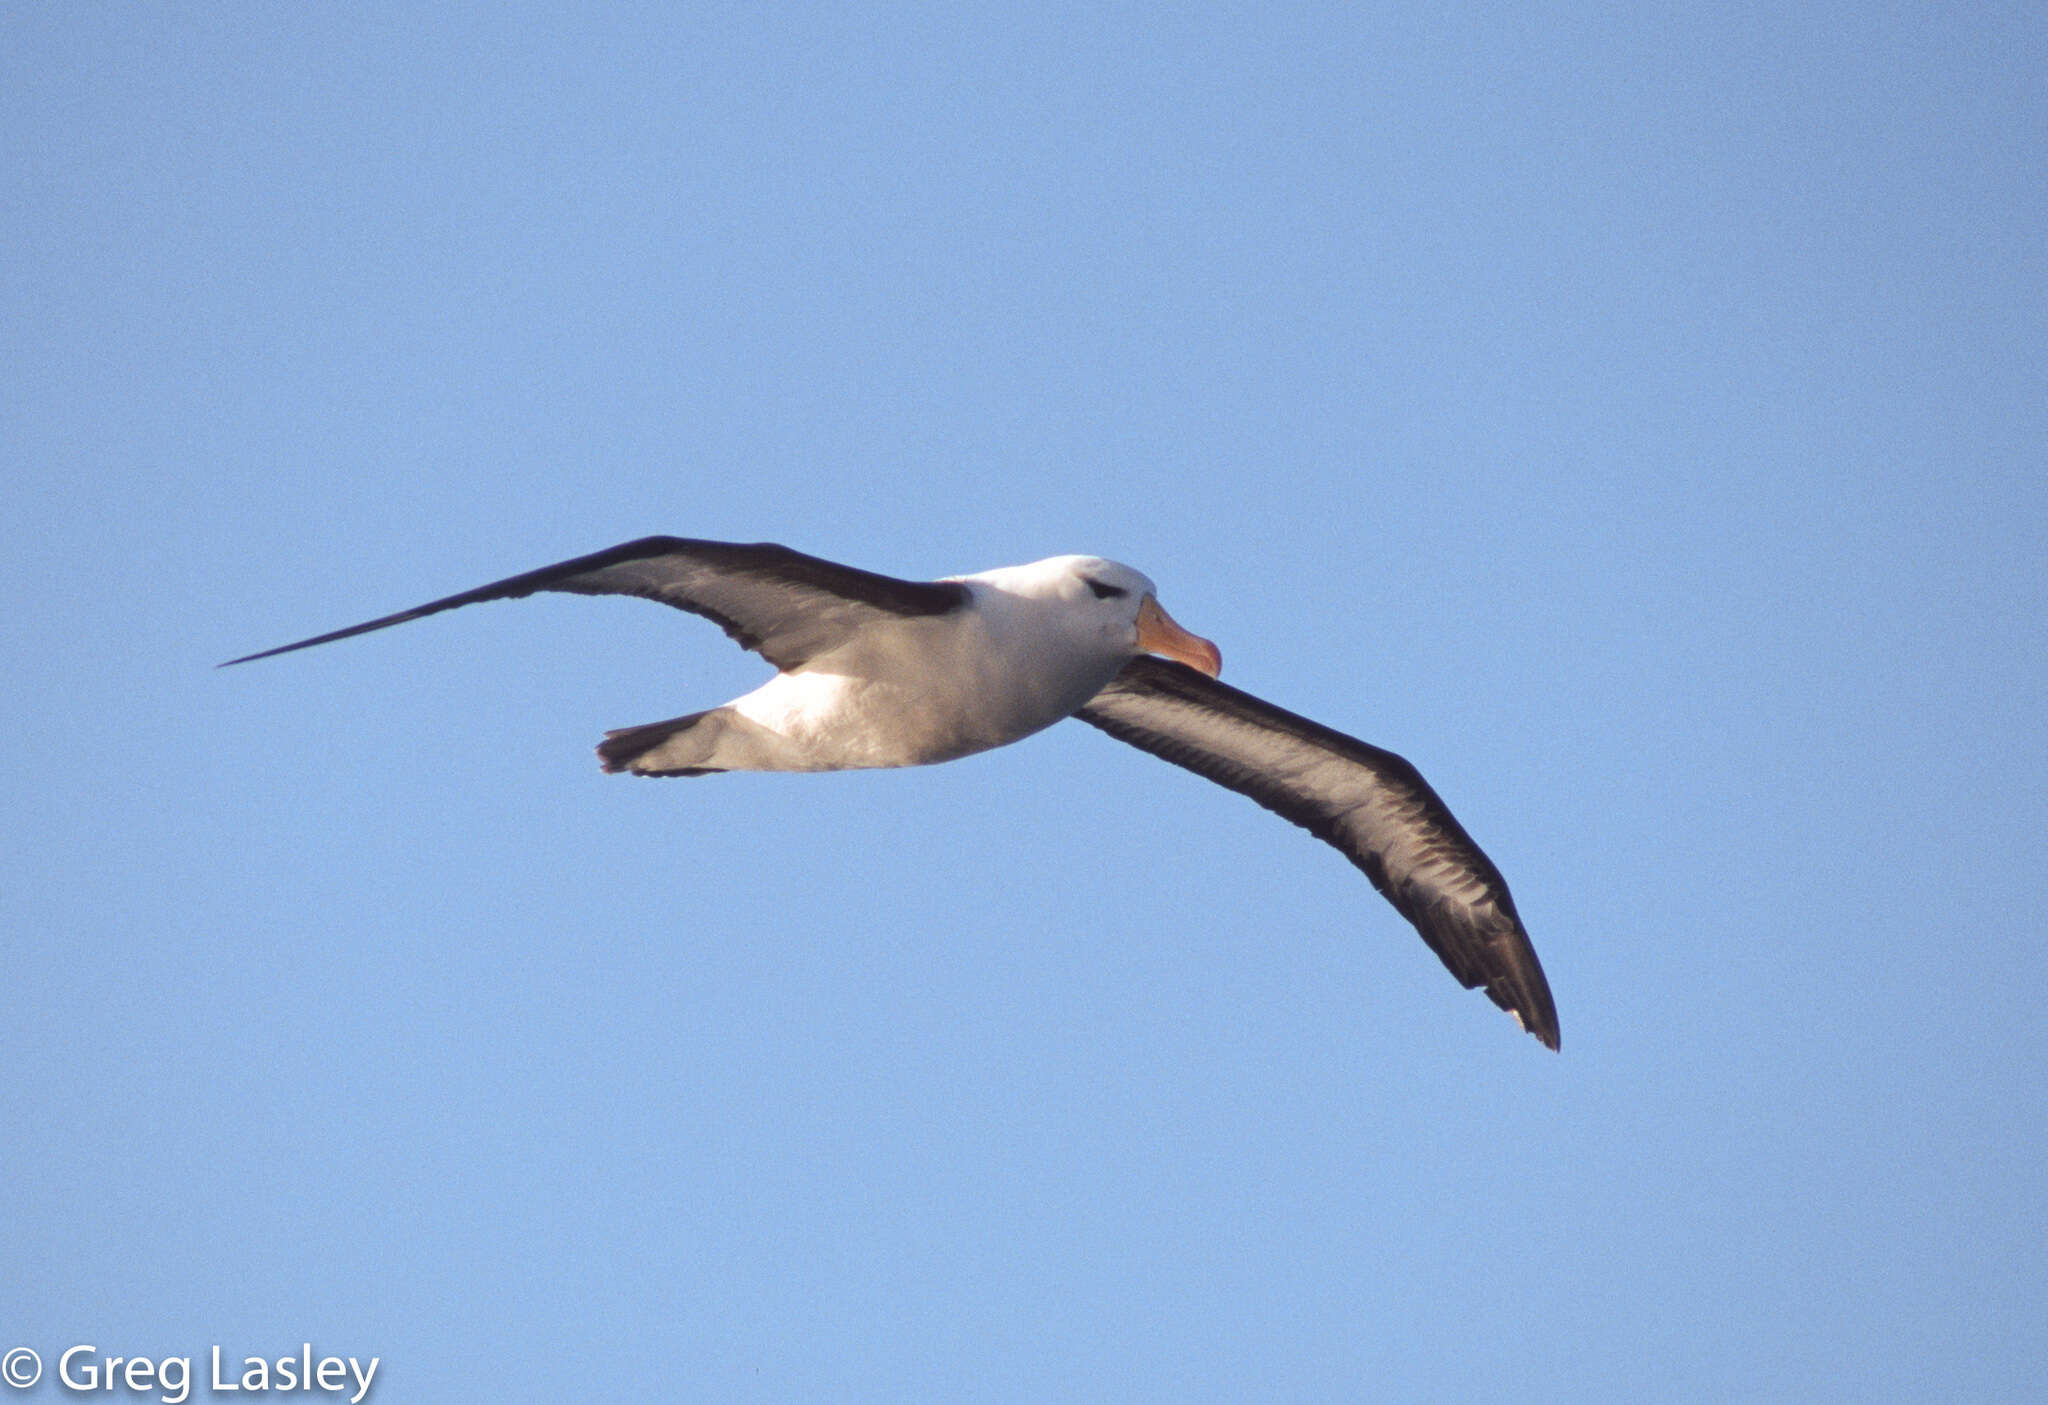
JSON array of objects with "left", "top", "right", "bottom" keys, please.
[{"left": 5, "top": 4, "right": 2043, "bottom": 1400}]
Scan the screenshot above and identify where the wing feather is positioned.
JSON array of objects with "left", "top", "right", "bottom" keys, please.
[
  {"left": 220, "top": 537, "right": 969, "bottom": 671},
  {"left": 1076, "top": 656, "right": 1559, "bottom": 1049}
]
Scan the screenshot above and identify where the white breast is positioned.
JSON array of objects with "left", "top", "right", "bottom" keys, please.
[{"left": 727, "top": 580, "right": 1130, "bottom": 770}]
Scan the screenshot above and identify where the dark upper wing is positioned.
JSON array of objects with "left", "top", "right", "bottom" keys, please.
[
  {"left": 220, "top": 537, "right": 970, "bottom": 672},
  {"left": 1076, "top": 655, "right": 1558, "bottom": 1050}
]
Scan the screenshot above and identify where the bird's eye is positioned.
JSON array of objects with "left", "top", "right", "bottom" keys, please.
[{"left": 1084, "top": 577, "right": 1128, "bottom": 600}]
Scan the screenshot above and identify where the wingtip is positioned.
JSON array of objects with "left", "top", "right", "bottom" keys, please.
[
  {"left": 1511, "top": 1007, "right": 1562, "bottom": 1052},
  {"left": 217, "top": 643, "right": 304, "bottom": 668}
]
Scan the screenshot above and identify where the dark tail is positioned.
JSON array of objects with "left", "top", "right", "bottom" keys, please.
[{"left": 596, "top": 711, "right": 721, "bottom": 776}]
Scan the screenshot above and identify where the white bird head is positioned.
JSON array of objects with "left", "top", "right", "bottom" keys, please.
[{"left": 972, "top": 555, "right": 1223, "bottom": 677}]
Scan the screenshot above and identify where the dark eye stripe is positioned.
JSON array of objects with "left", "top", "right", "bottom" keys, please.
[{"left": 1084, "top": 577, "right": 1128, "bottom": 600}]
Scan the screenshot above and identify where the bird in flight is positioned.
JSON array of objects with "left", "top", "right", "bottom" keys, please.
[{"left": 224, "top": 537, "right": 1558, "bottom": 1048}]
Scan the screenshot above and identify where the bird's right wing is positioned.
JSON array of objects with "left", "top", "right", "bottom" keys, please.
[
  {"left": 1076, "top": 655, "right": 1559, "bottom": 1049},
  {"left": 220, "top": 537, "right": 971, "bottom": 672}
]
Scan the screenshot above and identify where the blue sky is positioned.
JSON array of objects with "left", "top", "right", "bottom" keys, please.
[{"left": 5, "top": 3, "right": 2043, "bottom": 1400}]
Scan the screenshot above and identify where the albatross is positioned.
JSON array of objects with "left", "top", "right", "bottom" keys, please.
[{"left": 224, "top": 537, "right": 1558, "bottom": 1049}]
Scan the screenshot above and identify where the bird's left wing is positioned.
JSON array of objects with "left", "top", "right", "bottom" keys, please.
[
  {"left": 220, "top": 537, "right": 970, "bottom": 672},
  {"left": 1075, "top": 655, "right": 1559, "bottom": 1049}
]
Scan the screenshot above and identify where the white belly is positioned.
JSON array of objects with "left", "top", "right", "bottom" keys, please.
[{"left": 725, "top": 608, "right": 1125, "bottom": 771}]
